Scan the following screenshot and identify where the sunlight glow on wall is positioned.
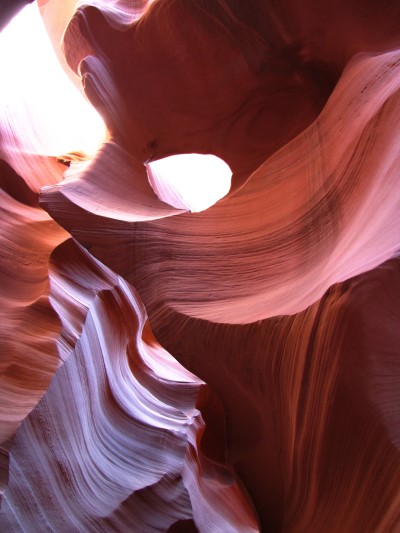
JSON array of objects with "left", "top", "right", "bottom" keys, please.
[
  {"left": 1, "top": 3, "right": 230, "bottom": 213},
  {"left": 0, "top": 2, "right": 106, "bottom": 159}
]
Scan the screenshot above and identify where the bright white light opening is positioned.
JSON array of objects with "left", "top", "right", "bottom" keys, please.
[
  {"left": 1, "top": 6, "right": 231, "bottom": 212},
  {"left": 0, "top": 3, "right": 106, "bottom": 158},
  {"left": 147, "top": 154, "right": 232, "bottom": 212}
]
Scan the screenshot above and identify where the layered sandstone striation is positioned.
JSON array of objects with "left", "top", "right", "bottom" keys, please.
[{"left": 1, "top": 1, "right": 399, "bottom": 531}]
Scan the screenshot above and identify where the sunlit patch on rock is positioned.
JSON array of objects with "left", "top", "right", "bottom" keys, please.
[{"left": 1, "top": 1, "right": 400, "bottom": 531}]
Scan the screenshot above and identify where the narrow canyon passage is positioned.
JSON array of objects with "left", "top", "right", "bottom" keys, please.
[{"left": 0, "top": 1, "right": 399, "bottom": 531}]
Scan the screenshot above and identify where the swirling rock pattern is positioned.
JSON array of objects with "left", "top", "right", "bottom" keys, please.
[
  {"left": 1, "top": 239, "right": 258, "bottom": 532},
  {"left": 0, "top": 161, "right": 67, "bottom": 443},
  {"left": 1, "top": 0, "right": 400, "bottom": 531}
]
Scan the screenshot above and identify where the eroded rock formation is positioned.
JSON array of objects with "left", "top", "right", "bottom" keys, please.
[{"left": 0, "top": 1, "right": 399, "bottom": 531}]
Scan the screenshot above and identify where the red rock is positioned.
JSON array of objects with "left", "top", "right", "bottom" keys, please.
[{"left": 1, "top": 1, "right": 400, "bottom": 531}]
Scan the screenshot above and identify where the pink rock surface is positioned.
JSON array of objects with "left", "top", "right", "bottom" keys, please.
[
  {"left": 1, "top": 1, "right": 400, "bottom": 531},
  {"left": 0, "top": 161, "right": 67, "bottom": 443},
  {"left": 2, "top": 240, "right": 258, "bottom": 531}
]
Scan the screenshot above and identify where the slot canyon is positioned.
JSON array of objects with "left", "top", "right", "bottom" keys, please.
[{"left": 0, "top": 1, "right": 399, "bottom": 531}]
